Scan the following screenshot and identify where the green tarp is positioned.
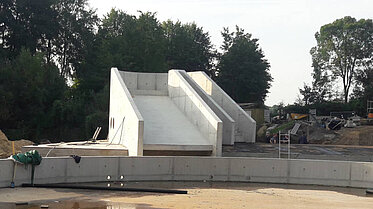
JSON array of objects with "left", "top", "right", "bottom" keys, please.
[{"left": 12, "top": 150, "right": 42, "bottom": 165}]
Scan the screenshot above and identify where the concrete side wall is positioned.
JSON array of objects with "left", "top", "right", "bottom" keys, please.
[
  {"left": 1, "top": 157, "right": 373, "bottom": 189},
  {"left": 181, "top": 71, "right": 235, "bottom": 145},
  {"left": 119, "top": 71, "right": 168, "bottom": 96},
  {"left": 188, "top": 72, "right": 256, "bottom": 143},
  {"left": 108, "top": 68, "right": 144, "bottom": 156},
  {"left": 168, "top": 70, "right": 223, "bottom": 156}
]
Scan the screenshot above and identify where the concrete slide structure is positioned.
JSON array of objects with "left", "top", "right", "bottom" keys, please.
[
  {"left": 108, "top": 68, "right": 222, "bottom": 156},
  {"left": 187, "top": 71, "right": 256, "bottom": 144},
  {"left": 108, "top": 68, "right": 256, "bottom": 156}
]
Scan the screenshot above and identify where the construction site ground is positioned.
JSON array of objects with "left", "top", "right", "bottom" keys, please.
[
  {"left": 2, "top": 128, "right": 373, "bottom": 162},
  {"left": 223, "top": 143, "right": 373, "bottom": 162},
  {"left": 0, "top": 181, "right": 372, "bottom": 209},
  {"left": 226, "top": 125, "right": 373, "bottom": 162}
]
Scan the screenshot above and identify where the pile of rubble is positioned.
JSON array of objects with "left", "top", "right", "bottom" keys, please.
[{"left": 0, "top": 130, "right": 33, "bottom": 158}]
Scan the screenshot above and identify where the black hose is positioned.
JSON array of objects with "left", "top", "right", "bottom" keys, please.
[{"left": 22, "top": 183, "right": 187, "bottom": 194}]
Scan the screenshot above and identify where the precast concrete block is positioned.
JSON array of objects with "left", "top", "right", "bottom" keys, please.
[
  {"left": 119, "top": 157, "right": 173, "bottom": 181},
  {"left": 351, "top": 162, "right": 373, "bottom": 182},
  {"left": 229, "top": 158, "right": 288, "bottom": 183},
  {"left": 0, "top": 159, "right": 33, "bottom": 187},
  {"left": 289, "top": 160, "right": 350, "bottom": 180},
  {"left": 288, "top": 160, "right": 351, "bottom": 187},
  {"left": 66, "top": 157, "right": 119, "bottom": 183},
  {"left": 173, "top": 157, "right": 229, "bottom": 181},
  {"left": 34, "top": 157, "right": 67, "bottom": 184},
  {"left": 120, "top": 71, "right": 138, "bottom": 91},
  {"left": 138, "top": 73, "right": 156, "bottom": 90},
  {"left": 156, "top": 74, "right": 168, "bottom": 92},
  {"left": 0, "top": 160, "right": 14, "bottom": 187}
]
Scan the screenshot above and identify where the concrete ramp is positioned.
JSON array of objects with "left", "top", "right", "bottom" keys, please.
[
  {"left": 108, "top": 68, "right": 222, "bottom": 156},
  {"left": 133, "top": 96, "right": 212, "bottom": 150}
]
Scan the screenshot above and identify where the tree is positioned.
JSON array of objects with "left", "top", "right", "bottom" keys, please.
[
  {"left": 216, "top": 26, "right": 272, "bottom": 103},
  {"left": 310, "top": 16, "right": 373, "bottom": 103},
  {"left": 76, "top": 9, "right": 168, "bottom": 92},
  {"left": 0, "top": 0, "right": 59, "bottom": 58},
  {"left": 162, "top": 20, "right": 215, "bottom": 73},
  {"left": 0, "top": 50, "right": 66, "bottom": 140},
  {"left": 53, "top": 0, "right": 98, "bottom": 78}
]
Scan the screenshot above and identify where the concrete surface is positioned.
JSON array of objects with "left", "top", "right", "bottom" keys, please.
[
  {"left": 188, "top": 71, "right": 256, "bottom": 143},
  {"left": 168, "top": 70, "right": 222, "bottom": 156},
  {"left": 1, "top": 156, "right": 373, "bottom": 189},
  {"left": 108, "top": 68, "right": 260, "bottom": 156},
  {"left": 133, "top": 96, "right": 212, "bottom": 150},
  {"left": 109, "top": 68, "right": 222, "bottom": 156},
  {"left": 181, "top": 71, "right": 235, "bottom": 145},
  {"left": 22, "top": 141, "right": 128, "bottom": 157},
  {"left": 119, "top": 71, "right": 168, "bottom": 96},
  {"left": 108, "top": 68, "right": 144, "bottom": 156}
]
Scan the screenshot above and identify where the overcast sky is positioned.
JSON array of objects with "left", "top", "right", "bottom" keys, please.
[{"left": 89, "top": 0, "right": 373, "bottom": 106}]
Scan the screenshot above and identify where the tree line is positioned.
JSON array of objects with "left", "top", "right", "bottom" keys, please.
[
  {"left": 296, "top": 16, "right": 373, "bottom": 116},
  {"left": 0, "top": 0, "right": 272, "bottom": 141}
]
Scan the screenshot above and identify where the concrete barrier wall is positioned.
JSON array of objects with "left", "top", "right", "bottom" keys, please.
[
  {"left": 108, "top": 68, "right": 144, "bottom": 156},
  {"left": 180, "top": 71, "right": 236, "bottom": 145},
  {"left": 168, "top": 70, "right": 223, "bottom": 156},
  {"left": 119, "top": 71, "right": 168, "bottom": 96},
  {"left": 188, "top": 72, "right": 256, "bottom": 143},
  {"left": 1, "top": 157, "right": 373, "bottom": 189}
]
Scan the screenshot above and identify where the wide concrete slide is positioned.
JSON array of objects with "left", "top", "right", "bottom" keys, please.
[
  {"left": 108, "top": 68, "right": 222, "bottom": 156},
  {"left": 133, "top": 96, "right": 212, "bottom": 151},
  {"left": 187, "top": 71, "right": 256, "bottom": 144}
]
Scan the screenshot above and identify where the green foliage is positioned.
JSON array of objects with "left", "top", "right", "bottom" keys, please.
[
  {"left": 299, "top": 82, "right": 329, "bottom": 105},
  {"left": 98, "top": 10, "right": 167, "bottom": 73},
  {"left": 0, "top": 0, "right": 59, "bottom": 57},
  {"left": 310, "top": 16, "right": 373, "bottom": 103},
  {"left": 268, "top": 121, "right": 295, "bottom": 135},
  {"left": 216, "top": 26, "right": 272, "bottom": 103},
  {"left": 0, "top": 50, "right": 66, "bottom": 140},
  {"left": 162, "top": 20, "right": 215, "bottom": 74},
  {"left": 53, "top": 0, "right": 98, "bottom": 77},
  {"left": 284, "top": 100, "right": 366, "bottom": 117}
]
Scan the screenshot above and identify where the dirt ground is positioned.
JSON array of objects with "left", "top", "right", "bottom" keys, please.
[
  {"left": 333, "top": 126, "right": 373, "bottom": 145},
  {"left": 0, "top": 130, "right": 33, "bottom": 158},
  {"left": 304, "top": 125, "right": 373, "bottom": 146},
  {"left": 0, "top": 182, "right": 372, "bottom": 209}
]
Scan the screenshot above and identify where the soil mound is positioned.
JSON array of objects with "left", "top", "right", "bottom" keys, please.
[
  {"left": 309, "top": 125, "right": 373, "bottom": 145},
  {"left": 0, "top": 130, "right": 33, "bottom": 158},
  {"left": 334, "top": 126, "right": 373, "bottom": 145}
]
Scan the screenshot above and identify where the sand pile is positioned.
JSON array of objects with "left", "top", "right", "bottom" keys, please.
[{"left": 0, "top": 130, "right": 33, "bottom": 158}]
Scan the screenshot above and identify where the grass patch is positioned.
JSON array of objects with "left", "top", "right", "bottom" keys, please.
[{"left": 269, "top": 120, "right": 295, "bottom": 134}]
